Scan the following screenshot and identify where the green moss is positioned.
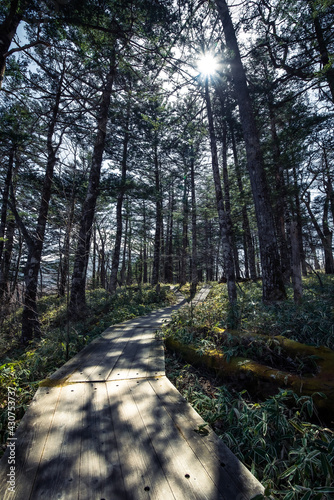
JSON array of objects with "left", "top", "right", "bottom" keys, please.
[{"left": 166, "top": 335, "right": 334, "bottom": 414}]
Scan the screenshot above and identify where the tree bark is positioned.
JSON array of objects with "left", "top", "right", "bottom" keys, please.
[
  {"left": 151, "top": 142, "right": 162, "bottom": 285},
  {"left": 69, "top": 62, "right": 115, "bottom": 316},
  {"left": 308, "top": 0, "right": 334, "bottom": 102},
  {"left": 0, "top": 0, "right": 23, "bottom": 89},
  {"left": 180, "top": 174, "right": 188, "bottom": 286},
  {"left": 290, "top": 221, "right": 303, "bottom": 302},
  {"left": 268, "top": 102, "right": 290, "bottom": 282},
  {"left": 205, "top": 78, "right": 236, "bottom": 303},
  {"left": 304, "top": 192, "right": 334, "bottom": 274},
  {"left": 230, "top": 126, "right": 257, "bottom": 279},
  {"left": 14, "top": 70, "right": 65, "bottom": 343},
  {"left": 109, "top": 100, "right": 130, "bottom": 293},
  {"left": 215, "top": 0, "right": 286, "bottom": 302},
  {"left": 190, "top": 147, "right": 198, "bottom": 288}
]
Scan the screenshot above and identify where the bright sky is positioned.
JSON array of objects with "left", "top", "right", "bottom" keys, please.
[{"left": 197, "top": 53, "right": 219, "bottom": 77}]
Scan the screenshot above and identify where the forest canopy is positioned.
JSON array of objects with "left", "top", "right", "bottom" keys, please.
[{"left": 0, "top": 0, "right": 333, "bottom": 342}]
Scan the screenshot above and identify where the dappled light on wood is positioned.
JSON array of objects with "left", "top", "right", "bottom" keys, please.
[{"left": 0, "top": 288, "right": 264, "bottom": 499}]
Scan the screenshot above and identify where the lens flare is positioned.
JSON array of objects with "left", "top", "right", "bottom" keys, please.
[{"left": 197, "top": 53, "right": 218, "bottom": 76}]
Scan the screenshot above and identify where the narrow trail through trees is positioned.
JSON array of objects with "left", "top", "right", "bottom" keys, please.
[{"left": 0, "top": 287, "right": 264, "bottom": 499}]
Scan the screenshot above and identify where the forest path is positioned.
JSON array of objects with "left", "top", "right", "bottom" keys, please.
[{"left": 0, "top": 285, "right": 264, "bottom": 499}]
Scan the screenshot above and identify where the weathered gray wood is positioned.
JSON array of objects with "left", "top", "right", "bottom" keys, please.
[
  {"left": 190, "top": 284, "right": 212, "bottom": 306},
  {"left": 148, "top": 377, "right": 264, "bottom": 499},
  {"left": 29, "top": 383, "right": 85, "bottom": 499},
  {"left": 0, "top": 386, "right": 62, "bottom": 500},
  {"left": 127, "top": 378, "right": 224, "bottom": 500},
  {"left": 78, "top": 382, "right": 127, "bottom": 500},
  {"left": 67, "top": 334, "right": 131, "bottom": 382},
  {"left": 0, "top": 287, "right": 264, "bottom": 499},
  {"left": 48, "top": 335, "right": 109, "bottom": 381},
  {"left": 106, "top": 379, "right": 175, "bottom": 500}
]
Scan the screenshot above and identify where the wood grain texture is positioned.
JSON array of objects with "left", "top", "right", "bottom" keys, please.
[{"left": 0, "top": 287, "right": 264, "bottom": 499}]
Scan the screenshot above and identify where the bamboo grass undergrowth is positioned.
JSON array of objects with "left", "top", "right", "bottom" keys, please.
[
  {"left": 0, "top": 284, "right": 175, "bottom": 456},
  {"left": 166, "top": 354, "right": 334, "bottom": 500},
  {"left": 162, "top": 275, "right": 334, "bottom": 499}
]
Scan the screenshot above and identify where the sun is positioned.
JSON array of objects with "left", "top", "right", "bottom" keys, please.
[{"left": 197, "top": 53, "right": 219, "bottom": 76}]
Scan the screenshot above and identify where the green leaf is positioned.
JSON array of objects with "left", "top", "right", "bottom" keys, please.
[
  {"left": 313, "top": 486, "right": 334, "bottom": 493},
  {"left": 320, "top": 452, "right": 334, "bottom": 478},
  {"left": 300, "top": 492, "right": 312, "bottom": 500},
  {"left": 279, "top": 464, "right": 298, "bottom": 479}
]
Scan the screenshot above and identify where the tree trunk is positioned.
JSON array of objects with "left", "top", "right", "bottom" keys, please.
[
  {"left": 292, "top": 165, "right": 307, "bottom": 276},
  {"left": 215, "top": 0, "right": 286, "bottom": 302},
  {"left": 0, "top": 148, "right": 14, "bottom": 264},
  {"left": 11, "top": 70, "right": 64, "bottom": 343},
  {"left": 143, "top": 201, "right": 148, "bottom": 283},
  {"left": 109, "top": 100, "right": 130, "bottom": 293},
  {"left": 164, "top": 182, "right": 174, "bottom": 283},
  {"left": 97, "top": 226, "right": 107, "bottom": 289},
  {"left": 119, "top": 214, "right": 128, "bottom": 286},
  {"left": 290, "top": 221, "right": 303, "bottom": 302},
  {"left": 205, "top": 78, "right": 236, "bottom": 303},
  {"left": 190, "top": 147, "right": 198, "bottom": 288},
  {"left": 268, "top": 102, "right": 290, "bottom": 282},
  {"left": 58, "top": 179, "right": 76, "bottom": 297},
  {"left": 180, "top": 174, "right": 188, "bottom": 286},
  {"left": 152, "top": 143, "right": 162, "bottom": 285},
  {"left": 322, "top": 195, "right": 334, "bottom": 274},
  {"left": 308, "top": 0, "right": 334, "bottom": 102},
  {"left": 304, "top": 192, "right": 334, "bottom": 274},
  {"left": 0, "top": 0, "right": 24, "bottom": 89},
  {"left": 0, "top": 148, "right": 15, "bottom": 314},
  {"left": 126, "top": 216, "right": 132, "bottom": 285},
  {"left": 70, "top": 62, "right": 115, "bottom": 316},
  {"left": 221, "top": 123, "right": 240, "bottom": 280},
  {"left": 230, "top": 126, "right": 257, "bottom": 279},
  {"left": 323, "top": 146, "right": 334, "bottom": 225}
]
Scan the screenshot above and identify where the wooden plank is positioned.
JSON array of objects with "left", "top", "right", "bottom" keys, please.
[
  {"left": 106, "top": 328, "right": 164, "bottom": 380},
  {"left": 105, "top": 379, "right": 175, "bottom": 500},
  {"left": 0, "top": 295, "right": 264, "bottom": 499},
  {"left": 107, "top": 329, "right": 148, "bottom": 380},
  {"left": 142, "top": 339, "right": 165, "bottom": 378},
  {"left": 191, "top": 285, "right": 211, "bottom": 306},
  {"left": 29, "top": 383, "right": 85, "bottom": 499},
  {"left": 48, "top": 336, "right": 107, "bottom": 381},
  {"left": 118, "top": 332, "right": 165, "bottom": 380},
  {"left": 149, "top": 377, "right": 265, "bottom": 499},
  {"left": 127, "top": 378, "right": 224, "bottom": 500},
  {"left": 67, "top": 335, "right": 130, "bottom": 383},
  {"left": 101, "top": 324, "right": 138, "bottom": 340},
  {"left": 78, "top": 382, "right": 127, "bottom": 500},
  {"left": 0, "top": 386, "right": 62, "bottom": 500}
]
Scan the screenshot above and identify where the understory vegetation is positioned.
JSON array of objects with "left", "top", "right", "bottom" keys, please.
[
  {"left": 162, "top": 276, "right": 334, "bottom": 499},
  {"left": 1, "top": 277, "right": 334, "bottom": 498},
  {"left": 0, "top": 284, "right": 175, "bottom": 455}
]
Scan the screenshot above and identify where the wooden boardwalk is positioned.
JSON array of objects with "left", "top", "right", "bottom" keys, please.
[{"left": 0, "top": 287, "right": 264, "bottom": 499}]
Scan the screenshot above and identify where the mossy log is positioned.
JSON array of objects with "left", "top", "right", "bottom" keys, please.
[{"left": 165, "top": 331, "right": 334, "bottom": 415}]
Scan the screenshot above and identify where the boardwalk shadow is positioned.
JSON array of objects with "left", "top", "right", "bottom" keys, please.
[
  {"left": 27, "top": 379, "right": 262, "bottom": 499},
  {"left": 0, "top": 291, "right": 263, "bottom": 499}
]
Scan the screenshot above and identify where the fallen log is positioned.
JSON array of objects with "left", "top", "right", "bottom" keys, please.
[{"left": 165, "top": 330, "right": 334, "bottom": 416}]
